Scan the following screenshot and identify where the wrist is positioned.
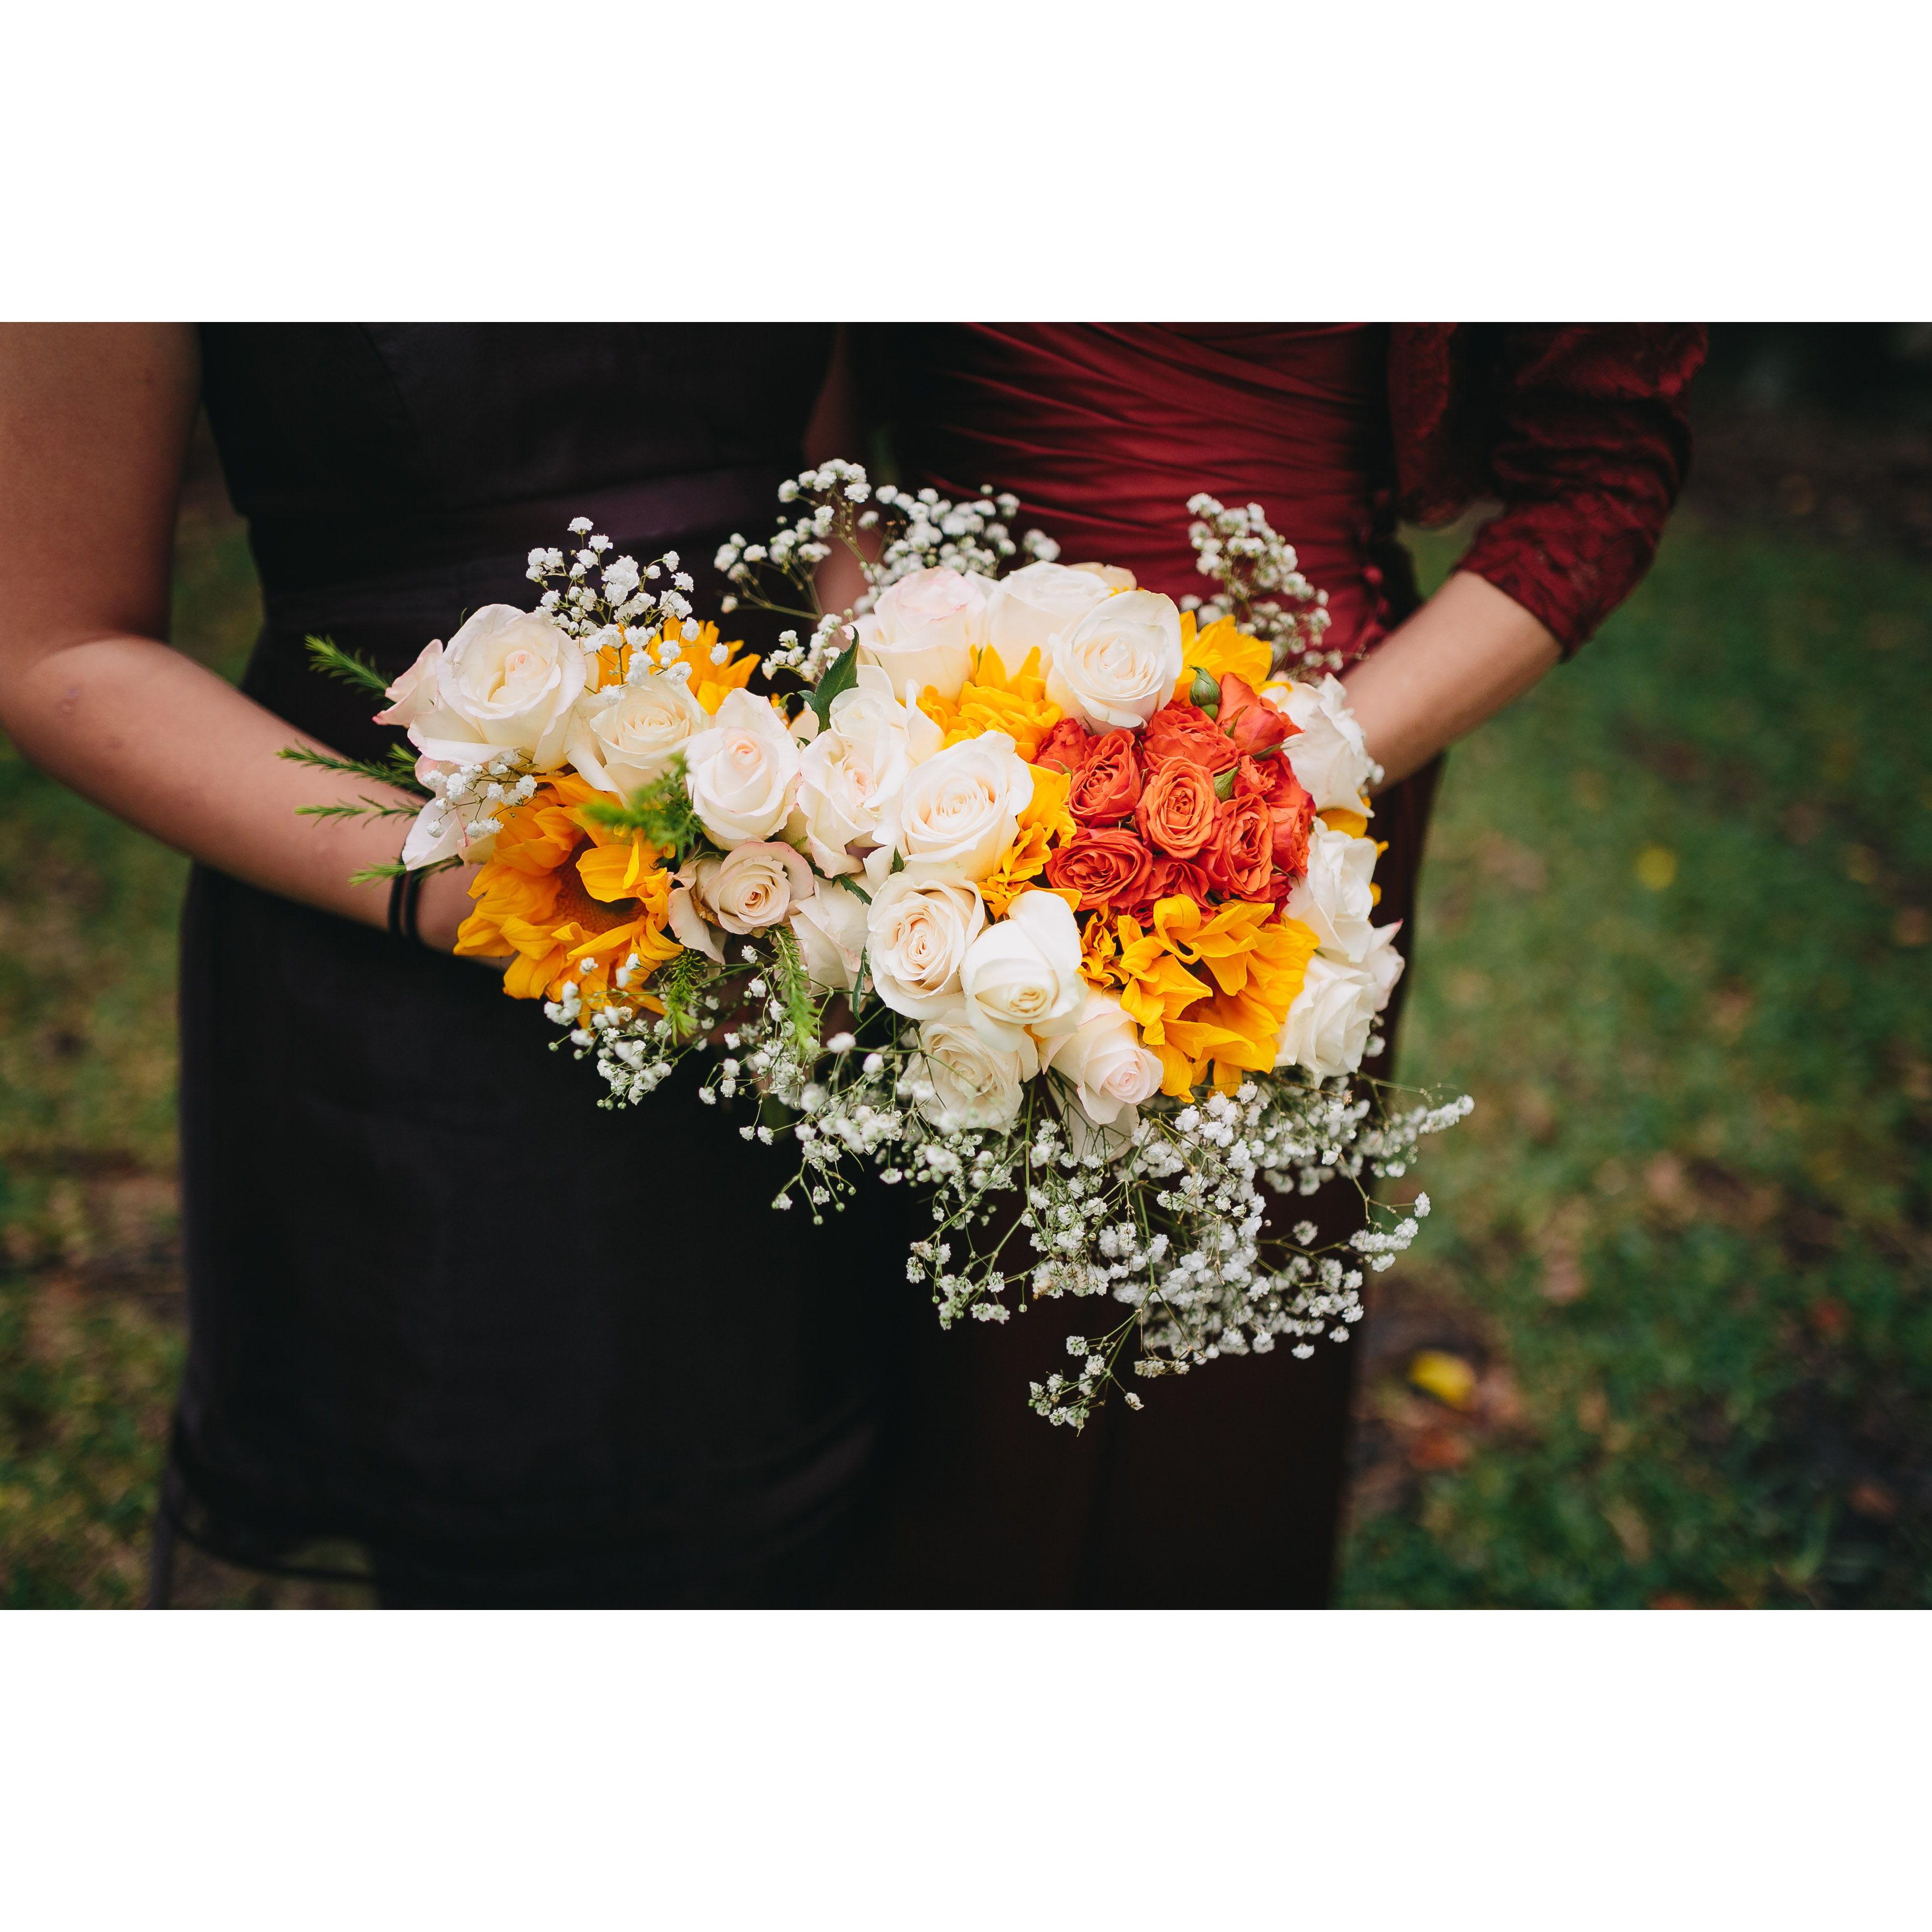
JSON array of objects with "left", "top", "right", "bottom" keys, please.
[{"left": 413, "top": 863, "right": 481, "bottom": 953}]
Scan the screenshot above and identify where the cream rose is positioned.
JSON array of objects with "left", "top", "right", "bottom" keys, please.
[
  {"left": 683, "top": 687, "right": 801, "bottom": 845},
  {"left": 1362, "top": 918, "right": 1406, "bottom": 1016},
  {"left": 886, "top": 730, "right": 1034, "bottom": 883},
  {"left": 1043, "top": 589, "right": 1184, "bottom": 731},
  {"left": 790, "top": 879, "right": 869, "bottom": 991},
  {"left": 667, "top": 854, "right": 727, "bottom": 963},
  {"left": 1038, "top": 986, "right": 1164, "bottom": 1128},
  {"left": 1284, "top": 822, "right": 1379, "bottom": 962},
  {"left": 1274, "top": 951, "right": 1380, "bottom": 1080},
  {"left": 709, "top": 840, "right": 815, "bottom": 934},
  {"left": 1269, "top": 673, "right": 1373, "bottom": 810},
  {"left": 982, "top": 560, "right": 1113, "bottom": 659},
  {"left": 373, "top": 638, "right": 442, "bottom": 729},
  {"left": 853, "top": 566, "right": 989, "bottom": 702},
  {"left": 909, "top": 1000, "right": 1037, "bottom": 1133},
  {"left": 407, "top": 605, "right": 588, "bottom": 771},
  {"left": 788, "top": 686, "right": 918, "bottom": 877},
  {"left": 865, "top": 873, "right": 986, "bottom": 1019},
  {"left": 1069, "top": 562, "right": 1138, "bottom": 591},
  {"left": 957, "top": 889, "right": 1085, "bottom": 1048},
  {"left": 566, "top": 671, "right": 709, "bottom": 797}
]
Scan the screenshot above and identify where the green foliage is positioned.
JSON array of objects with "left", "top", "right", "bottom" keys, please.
[
  {"left": 649, "top": 945, "right": 720, "bottom": 1043},
  {"left": 807, "top": 642, "right": 860, "bottom": 724},
  {"left": 303, "top": 633, "right": 391, "bottom": 696},
  {"left": 577, "top": 755, "right": 706, "bottom": 864},
  {"left": 765, "top": 923, "right": 821, "bottom": 1057},
  {"left": 277, "top": 741, "right": 426, "bottom": 798}
]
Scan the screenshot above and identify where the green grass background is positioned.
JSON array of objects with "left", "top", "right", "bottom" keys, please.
[{"left": 1, "top": 495, "right": 1927, "bottom": 1606}]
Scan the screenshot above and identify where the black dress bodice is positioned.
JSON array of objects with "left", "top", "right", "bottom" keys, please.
[{"left": 173, "top": 325, "right": 912, "bottom": 1605}]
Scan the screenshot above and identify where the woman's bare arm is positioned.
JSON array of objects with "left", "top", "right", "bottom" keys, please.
[
  {"left": 1340, "top": 569, "right": 1561, "bottom": 791},
  {"left": 0, "top": 324, "right": 479, "bottom": 946}
]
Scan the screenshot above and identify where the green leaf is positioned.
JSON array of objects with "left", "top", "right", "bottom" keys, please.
[
  {"left": 830, "top": 873, "right": 872, "bottom": 904},
  {"left": 277, "top": 742, "right": 431, "bottom": 798},
  {"left": 304, "top": 634, "right": 392, "bottom": 696},
  {"left": 577, "top": 755, "right": 707, "bottom": 865},
  {"left": 807, "top": 636, "right": 860, "bottom": 724}
]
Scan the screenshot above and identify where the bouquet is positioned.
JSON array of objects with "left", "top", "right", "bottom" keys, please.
[{"left": 298, "top": 465, "right": 1468, "bottom": 1425}]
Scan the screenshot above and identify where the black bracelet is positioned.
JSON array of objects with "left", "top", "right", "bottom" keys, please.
[{"left": 387, "top": 866, "right": 428, "bottom": 947}]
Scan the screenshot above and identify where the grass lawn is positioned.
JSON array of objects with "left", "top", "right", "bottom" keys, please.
[
  {"left": 1342, "top": 518, "right": 1932, "bottom": 1607},
  {"left": 1, "top": 489, "right": 1927, "bottom": 1607}
]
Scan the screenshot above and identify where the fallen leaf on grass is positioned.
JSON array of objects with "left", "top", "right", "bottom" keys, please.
[
  {"left": 1848, "top": 1479, "right": 1898, "bottom": 1521},
  {"left": 1408, "top": 1350, "right": 1477, "bottom": 1411},
  {"left": 1408, "top": 1426, "right": 1472, "bottom": 1473},
  {"left": 1603, "top": 1498, "right": 1652, "bottom": 1563}
]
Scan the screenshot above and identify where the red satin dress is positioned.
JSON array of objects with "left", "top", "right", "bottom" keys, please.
[
  {"left": 883, "top": 322, "right": 1417, "bottom": 663},
  {"left": 831, "top": 324, "right": 1440, "bottom": 1607}
]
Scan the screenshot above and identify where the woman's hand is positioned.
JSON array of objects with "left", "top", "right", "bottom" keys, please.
[
  {"left": 0, "top": 324, "right": 448, "bottom": 932},
  {"left": 415, "top": 864, "right": 494, "bottom": 956},
  {"left": 1340, "top": 570, "right": 1561, "bottom": 791}
]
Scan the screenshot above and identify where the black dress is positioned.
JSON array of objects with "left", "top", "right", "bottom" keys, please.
[
  {"left": 165, "top": 323, "right": 1429, "bottom": 1608},
  {"left": 168, "top": 324, "right": 913, "bottom": 1606}
]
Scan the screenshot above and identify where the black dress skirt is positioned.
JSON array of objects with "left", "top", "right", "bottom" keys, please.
[
  {"left": 168, "top": 324, "right": 914, "bottom": 1605},
  {"left": 164, "top": 323, "right": 1434, "bottom": 1607}
]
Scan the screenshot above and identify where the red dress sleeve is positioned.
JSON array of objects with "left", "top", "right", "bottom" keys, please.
[{"left": 1391, "top": 325, "right": 1707, "bottom": 655}]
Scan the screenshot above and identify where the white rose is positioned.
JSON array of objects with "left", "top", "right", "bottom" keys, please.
[
  {"left": 886, "top": 730, "right": 1035, "bottom": 883},
  {"left": 667, "top": 854, "right": 726, "bottom": 963},
  {"left": 683, "top": 687, "right": 801, "bottom": 845},
  {"left": 1069, "top": 562, "right": 1138, "bottom": 591},
  {"left": 1038, "top": 985, "right": 1164, "bottom": 1128},
  {"left": 853, "top": 566, "right": 989, "bottom": 702},
  {"left": 789, "top": 689, "right": 916, "bottom": 877},
  {"left": 566, "top": 670, "right": 709, "bottom": 797},
  {"left": 982, "top": 560, "right": 1112, "bottom": 659},
  {"left": 910, "top": 1000, "right": 1037, "bottom": 1133},
  {"left": 1043, "top": 588, "right": 1184, "bottom": 731},
  {"left": 866, "top": 873, "right": 986, "bottom": 1019},
  {"left": 408, "top": 605, "right": 588, "bottom": 771},
  {"left": 1274, "top": 950, "right": 1381, "bottom": 1080},
  {"left": 1270, "top": 673, "right": 1373, "bottom": 810},
  {"left": 1284, "top": 822, "right": 1379, "bottom": 962},
  {"left": 957, "top": 889, "right": 1086, "bottom": 1048},
  {"left": 373, "top": 638, "right": 442, "bottom": 729},
  {"left": 398, "top": 794, "right": 465, "bottom": 870},
  {"left": 1362, "top": 918, "right": 1406, "bottom": 1015},
  {"left": 397, "top": 759, "right": 506, "bottom": 868},
  {"left": 709, "top": 840, "right": 815, "bottom": 934},
  {"left": 791, "top": 879, "right": 869, "bottom": 991}
]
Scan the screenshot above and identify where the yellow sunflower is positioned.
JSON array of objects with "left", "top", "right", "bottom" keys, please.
[{"left": 454, "top": 774, "right": 680, "bottom": 1006}]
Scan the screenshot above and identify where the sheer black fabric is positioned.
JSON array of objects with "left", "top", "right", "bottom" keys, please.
[{"left": 172, "top": 325, "right": 911, "bottom": 1605}]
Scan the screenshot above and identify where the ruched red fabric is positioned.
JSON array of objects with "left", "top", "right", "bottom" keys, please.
[
  {"left": 880, "top": 322, "right": 1707, "bottom": 658},
  {"left": 885, "top": 323, "right": 1406, "bottom": 664}
]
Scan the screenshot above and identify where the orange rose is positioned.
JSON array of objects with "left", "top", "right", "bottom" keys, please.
[
  {"left": 1122, "top": 851, "right": 1213, "bottom": 916},
  {"left": 1033, "top": 716, "right": 1094, "bottom": 774},
  {"left": 1218, "top": 672, "right": 1293, "bottom": 758},
  {"left": 1202, "top": 793, "right": 1277, "bottom": 899},
  {"left": 1044, "top": 826, "right": 1154, "bottom": 911},
  {"left": 1136, "top": 757, "right": 1219, "bottom": 859},
  {"left": 1233, "top": 754, "right": 1316, "bottom": 877},
  {"left": 1269, "top": 784, "right": 1316, "bottom": 880},
  {"left": 1066, "top": 728, "right": 1144, "bottom": 824},
  {"left": 1143, "top": 700, "right": 1239, "bottom": 775}
]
